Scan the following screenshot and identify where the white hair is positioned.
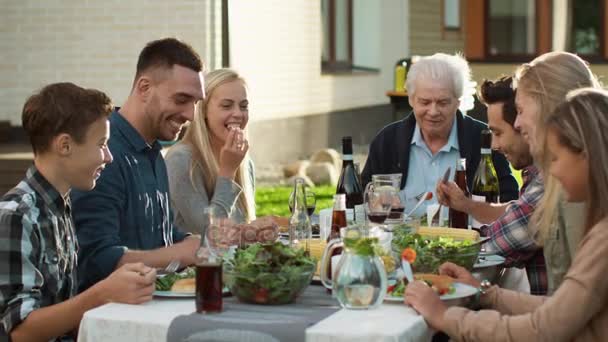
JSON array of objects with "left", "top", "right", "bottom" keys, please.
[{"left": 406, "top": 53, "right": 472, "bottom": 99}]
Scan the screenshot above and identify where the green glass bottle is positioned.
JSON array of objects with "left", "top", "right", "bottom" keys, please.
[{"left": 471, "top": 130, "right": 500, "bottom": 229}]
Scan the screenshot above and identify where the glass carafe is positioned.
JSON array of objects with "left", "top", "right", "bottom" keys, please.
[
  {"left": 320, "top": 225, "right": 387, "bottom": 310},
  {"left": 370, "top": 174, "right": 403, "bottom": 223}
]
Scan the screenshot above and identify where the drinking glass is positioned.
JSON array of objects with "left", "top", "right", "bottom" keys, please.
[
  {"left": 195, "top": 206, "right": 240, "bottom": 314},
  {"left": 289, "top": 190, "right": 317, "bottom": 217},
  {"left": 370, "top": 174, "right": 404, "bottom": 224},
  {"left": 363, "top": 184, "right": 394, "bottom": 227}
]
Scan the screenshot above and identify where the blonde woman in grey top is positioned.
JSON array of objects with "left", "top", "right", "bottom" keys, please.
[{"left": 166, "top": 69, "right": 256, "bottom": 235}]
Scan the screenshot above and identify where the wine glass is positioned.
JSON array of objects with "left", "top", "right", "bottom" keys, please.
[
  {"left": 364, "top": 184, "right": 394, "bottom": 227},
  {"left": 289, "top": 190, "right": 317, "bottom": 217}
]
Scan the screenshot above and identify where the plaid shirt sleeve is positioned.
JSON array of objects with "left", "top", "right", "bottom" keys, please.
[
  {"left": 482, "top": 175, "right": 545, "bottom": 268},
  {"left": 0, "top": 208, "right": 43, "bottom": 336}
]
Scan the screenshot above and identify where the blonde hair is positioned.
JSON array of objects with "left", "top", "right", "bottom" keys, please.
[
  {"left": 546, "top": 88, "right": 608, "bottom": 233},
  {"left": 172, "top": 68, "right": 255, "bottom": 221},
  {"left": 514, "top": 51, "right": 600, "bottom": 242}
]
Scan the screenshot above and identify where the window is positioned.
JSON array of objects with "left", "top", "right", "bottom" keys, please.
[
  {"left": 466, "top": 0, "right": 608, "bottom": 61},
  {"left": 487, "top": 0, "right": 536, "bottom": 57},
  {"left": 570, "top": 0, "right": 602, "bottom": 55},
  {"left": 443, "top": 0, "right": 461, "bottom": 30},
  {"left": 321, "top": 0, "right": 353, "bottom": 72}
]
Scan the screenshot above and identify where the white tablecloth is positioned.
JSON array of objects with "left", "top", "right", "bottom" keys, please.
[
  {"left": 78, "top": 296, "right": 432, "bottom": 342},
  {"left": 78, "top": 297, "right": 194, "bottom": 342},
  {"left": 307, "top": 304, "right": 432, "bottom": 342}
]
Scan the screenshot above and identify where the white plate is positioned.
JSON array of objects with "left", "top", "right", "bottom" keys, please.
[
  {"left": 154, "top": 290, "right": 195, "bottom": 298},
  {"left": 385, "top": 282, "right": 478, "bottom": 302},
  {"left": 154, "top": 287, "right": 230, "bottom": 298},
  {"left": 474, "top": 254, "right": 505, "bottom": 269}
]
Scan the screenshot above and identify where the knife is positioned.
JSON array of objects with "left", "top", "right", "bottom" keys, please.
[
  {"left": 441, "top": 167, "right": 451, "bottom": 184},
  {"left": 435, "top": 167, "right": 452, "bottom": 225},
  {"left": 401, "top": 258, "right": 414, "bottom": 284}
]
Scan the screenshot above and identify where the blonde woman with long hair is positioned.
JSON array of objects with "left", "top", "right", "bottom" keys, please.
[
  {"left": 166, "top": 68, "right": 256, "bottom": 234},
  {"left": 404, "top": 88, "right": 608, "bottom": 341},
  {"left": 512, "top": 51, "right": 600, "bottom": 293}
]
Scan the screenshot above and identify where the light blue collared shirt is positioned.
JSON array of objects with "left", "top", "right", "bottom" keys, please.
[{"left": 399, "top": 119, "right": 460, "bottom": 221}]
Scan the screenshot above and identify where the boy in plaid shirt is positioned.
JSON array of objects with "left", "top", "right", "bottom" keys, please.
[{"left": 0, "top": 83, "right": 156, "bottom": 341}]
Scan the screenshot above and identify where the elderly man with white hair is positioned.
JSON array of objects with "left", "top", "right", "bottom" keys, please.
[{"left": 362, "top": 53, "right": 518, "bottom": 221}]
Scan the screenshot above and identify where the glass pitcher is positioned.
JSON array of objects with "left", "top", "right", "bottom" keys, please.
[
  {"left": 320, "top": 225, "right": 387, "bottom": 310},
  {"left": 370, "top": 174, "right": 404, "bottom": 224}
]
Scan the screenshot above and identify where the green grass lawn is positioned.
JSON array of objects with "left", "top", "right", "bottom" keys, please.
[
  {"left": 255, "top": 185, "right": 335, "bottom": 217},
  {"left": 256, "top": 167, "right": 522, "bottom": 217}
]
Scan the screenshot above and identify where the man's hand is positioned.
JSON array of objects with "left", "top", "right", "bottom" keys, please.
[
  {"left": 97, "top": 263, "right": 156, "bottom": 304},
  {"left": 438, "top": 262, "right": 480, "bottom": 288},
  {"left": 219, "top": 128, "right": 248, "bottom": 179},
  {"left": 177, "top": 235, "right": 201, "bottom": 266},
  {"left": 436, "top": 181, "right": 471, "bottom": 213}
]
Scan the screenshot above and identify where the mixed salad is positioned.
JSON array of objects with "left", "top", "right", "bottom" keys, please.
[
  {"left": 392, "top": 231, "right": 480, "bottom": 273},
  {"left": 387, "top": 277, "right": 456, "bottom": 298},
  {"left": 224, "top": 242, "right": 316, "bottom": 304},
  {"left": 155, "top": 267, "right": 195, "bottom": 291}
]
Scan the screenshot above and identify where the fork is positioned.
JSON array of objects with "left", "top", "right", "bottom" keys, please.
[
  {"left": 414, "top": 191, "right": 426, "bottom": 202},
  {"left": 158, "top": 260, "right": 180, "bottom": 276}
]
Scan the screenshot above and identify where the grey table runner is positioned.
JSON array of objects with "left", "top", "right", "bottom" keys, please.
[{"left": 167, "top": 286, "right": 340, "bottom": 342}]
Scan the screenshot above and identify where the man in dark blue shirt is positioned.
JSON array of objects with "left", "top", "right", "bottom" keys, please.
[{"left": 72, "top": 38, "right": 205, "bottom": 290}]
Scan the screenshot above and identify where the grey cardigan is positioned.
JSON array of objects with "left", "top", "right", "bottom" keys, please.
[{"left": 165, "top": 143, "right": 255, "bottom": 235}]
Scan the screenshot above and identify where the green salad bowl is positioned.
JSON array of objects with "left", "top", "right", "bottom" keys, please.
[
  {"left": 392, "top": 231, "right": 481, "bottom": 274},
  {"left": 223, "top": 242, "right": 317, "bottom": 305}
]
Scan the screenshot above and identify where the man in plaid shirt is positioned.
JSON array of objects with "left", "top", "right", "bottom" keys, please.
[
  {"left": 436, "top": 76, "right": 547, "bottom": 295},
  {"left": 0, "top": 83, "right": 156, "bottom": 341}
]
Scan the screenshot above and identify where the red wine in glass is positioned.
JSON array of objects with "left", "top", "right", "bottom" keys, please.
[
  {"left": 367, "top": 211, "right": 388, "bottom": 224},
  {"left": 288, "top": 205, "right": 316, "bottom": 216},
  {"left": 388, "top": 206, "right": 405, "bottom": 219}
]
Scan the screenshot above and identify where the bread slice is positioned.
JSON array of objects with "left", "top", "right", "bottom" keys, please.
[
  {"left": 414, "top": 273, "right": 454, "bottom": 294},
  {"left": 170, "top": 278, "right": 195, "bottom": 293}
]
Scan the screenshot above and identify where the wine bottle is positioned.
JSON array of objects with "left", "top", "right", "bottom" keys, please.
[
  {"left": 449, "top": 158, "right": 469, "bottom": 229},
  {"left": 336, "top": 136, "right": 364, "bottom": 221},
  {"left": 471, "top": 130, "right": 500, "bottom": 229}
]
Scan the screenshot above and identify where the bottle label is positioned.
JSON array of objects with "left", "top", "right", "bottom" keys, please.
[
  {"left": 480, "top": 148, "right": 491, "bottom": 154},
  {"left": 343, "top": 154, "right": 353, "bottom": 161},
  {"left": 470, "top": 195, "right": 485, "bottom": 229}
]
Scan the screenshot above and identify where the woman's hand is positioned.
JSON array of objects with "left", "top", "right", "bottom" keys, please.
[
  {"left": 405, "top": 280, "right": 448, "bottom": 330},
  {"left": 219, "top": 127, "right": 248, "bottom": 179},
  {"left": 438, "top": 262, "right": 480, "bottom": 288}
]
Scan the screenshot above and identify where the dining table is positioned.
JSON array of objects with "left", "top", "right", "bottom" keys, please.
[{"left": 77, "top": 285, "right": 434, "bottom": 342}]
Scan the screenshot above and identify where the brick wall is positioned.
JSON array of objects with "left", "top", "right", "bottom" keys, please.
[{"left": 0, "top": 0, "right": 223, "bottom": 125}]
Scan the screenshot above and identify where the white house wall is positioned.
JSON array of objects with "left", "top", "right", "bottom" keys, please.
[{"left": 228, "top": 0, "right": 409, "bottom": 123}]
